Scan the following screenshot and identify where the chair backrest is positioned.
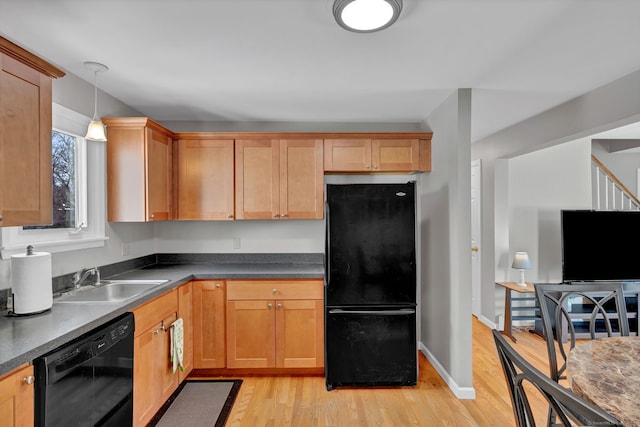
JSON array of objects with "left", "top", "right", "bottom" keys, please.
[
  {"left": 534, "top": 283, "right": 629, "bottom": 383},
  {"left": 492, "top": 329, "right": 622, "bottom": 427}
]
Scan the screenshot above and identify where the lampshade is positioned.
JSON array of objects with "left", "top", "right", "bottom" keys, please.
[
  {"left": 333, "top": 0, "right": 403, "bottom": 33},
  {"left": 84, "top": 61, "right": 108, "bottom": 141},
  {"left": 86, "top": 120, "right": 107, "bottom": 141},
  {"left": 512, "top": 252, "right": 532, "bottom": 270}
]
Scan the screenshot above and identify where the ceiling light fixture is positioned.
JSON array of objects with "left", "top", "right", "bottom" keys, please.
[
  {"left": 84, "top": 61, "right": 108, "bottom": 141},
  {"left": 333, "top": 0, "right": 402, "bottom": 33}
]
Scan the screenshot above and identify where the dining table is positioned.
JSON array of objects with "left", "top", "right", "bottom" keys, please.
[{"left": 567, "top": 336, "right": 640, "bottom": 427}]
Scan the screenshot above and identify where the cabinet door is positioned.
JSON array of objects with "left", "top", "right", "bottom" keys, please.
[
  {"left": 146, "top": 128, "right": 172, "bottom": 221},
  {"left": 372, "top": 139, "right": 420, "bottom": 171},
  {"left": 226, "top": 300, "right": 276, "bottom": 368},
  {"left": 0, "top": 54, "right": 52, "bottom": 227},
  {"left": 159, "top": 312, "right": 179, "bottom": 403},
  {"left": 193, "top": 280, "right": 226, "bottom": 368},
  {"left": 133, "top": 326, "right": 156, "bottom": 426},
  {"left": 276, "top": 299, "right": 324, "bottom": 368},
  {"left": 178, "top": 282, "right": 193, "bottom": 381},
  {"left": 323, "top": 139, "right": 371, "bottom": 171},
  {"left": 177, "top": 139, "right": 234, "bottom": 220},
  {"left": 235, "top": 139, "right": 279, "bottom": 219},
  {"left": 280, "top": 139, "right": 324, "bottom": 219},
  {"left": 0, "top": 364, "right": 34, "bottom": 427}
]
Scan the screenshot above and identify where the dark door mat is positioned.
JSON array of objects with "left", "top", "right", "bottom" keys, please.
[{"left": 148, "top": 379, "right": 242, "bottom": 427}]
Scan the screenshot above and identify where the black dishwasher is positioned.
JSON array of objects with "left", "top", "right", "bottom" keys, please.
[{"left": 34, "top": 312, "right": 135, "bottom": 427}]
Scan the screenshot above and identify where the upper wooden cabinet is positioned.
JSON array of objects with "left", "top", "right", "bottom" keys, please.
[
  {"left": 177, "top": 139, "right": 234, "bottom": 220},
  {"left": 0, "top": 37, "right": 65, "bottom": 227},
  {"left": 103, "top": 117, "right": 173, "bottom": 222},
  {"left": 235, "top": 138, "right": 323, "bottom": 220},
  {"left": 324, "top": 137, "right": 431, "bottom": 172}
]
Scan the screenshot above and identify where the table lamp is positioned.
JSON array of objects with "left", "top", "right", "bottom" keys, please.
[{"left": 512, "top": 251, "right": 531, "bottom": 286}]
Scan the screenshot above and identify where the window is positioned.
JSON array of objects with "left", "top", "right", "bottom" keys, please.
[
  {"left": 25, "top": 129, "right": 84, "bottom": 230},
  {"left": 0, "top": 104, "right": 106, "bottom": 258}
]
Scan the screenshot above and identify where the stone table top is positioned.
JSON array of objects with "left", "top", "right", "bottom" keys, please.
[{"left": 567, "top": 336, "right": 640, "bottom": 427}]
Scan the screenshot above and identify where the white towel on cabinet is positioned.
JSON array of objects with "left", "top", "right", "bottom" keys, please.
[{"left": 170, "top": 318, "right": 184, "bottom": 373}]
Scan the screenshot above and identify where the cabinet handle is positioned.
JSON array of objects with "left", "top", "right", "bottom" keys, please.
[
  {"left": 272, "top": 288, "right": 277, "bottom": 294},
  {"left": 227, "top": 214, "right": 233, "bottom": 219},
  {"left": 215, "top": 283, "right": 221, "bottom": 288},
  {"left": 150, "top": 214, "right": 155, "bottom": 219},
  {"left": 365, "top": 164, "right": 371, "bottom": 169},
  {"left": 23, "top": 376, "right": 35, "bottom": 385},
  {"left": 267, "top": 303, "right": 273, "bottom": 309},
  {"left": 277, "top": 303, "right": 282, "bottom": 309},
  {"left": 280, "top": 213, "right": 287, "bottom": 218},
  {"left": 374, "top": 165, "right": 379, "bottom": 169}
]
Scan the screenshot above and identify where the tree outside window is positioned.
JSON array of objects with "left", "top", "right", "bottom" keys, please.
[{"left": 26, "top": 130, "right": 77, "bottom": 229}]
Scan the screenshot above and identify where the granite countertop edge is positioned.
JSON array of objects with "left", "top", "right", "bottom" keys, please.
[{"left": 0, "top": 261, "right": 324, "bottom": 376}]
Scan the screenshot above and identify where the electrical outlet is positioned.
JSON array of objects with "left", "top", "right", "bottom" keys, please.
[
  {"left": 233, "top": 238, "right": 241, "bottom": 249},
  {"left": 121, "top": 243, "right": 131, "bottom": 256}
]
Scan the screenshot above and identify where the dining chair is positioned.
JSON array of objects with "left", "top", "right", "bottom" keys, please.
[
  {"left": 492, "top": 329, "right": 622, "bottom": 427},
  {"left": 534, "top": 283, "right": 630, "bottom": 383}
]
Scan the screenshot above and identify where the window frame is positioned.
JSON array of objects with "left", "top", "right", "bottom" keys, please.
[{"left": 0, "top": 103, "right": 107, "bottom": 259}]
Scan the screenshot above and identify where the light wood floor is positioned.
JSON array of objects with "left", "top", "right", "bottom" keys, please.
[{"left": 207, "top": 318, "right": 553, "bottom": 426}]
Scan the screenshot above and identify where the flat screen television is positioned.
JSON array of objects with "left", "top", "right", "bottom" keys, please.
[{"left": 561, "top": 210, "right": 640, "bottom": 282}]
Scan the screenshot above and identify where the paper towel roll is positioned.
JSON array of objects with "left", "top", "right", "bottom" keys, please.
[{"left": 11, "top": 251, "right": 53, "bottom": 315}]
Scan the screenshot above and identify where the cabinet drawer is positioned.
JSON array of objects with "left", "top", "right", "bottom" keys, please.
[
  {"left": 132, "top": 289, "right": 178, "bottom": 337},
  {"left": 227, "top": 279, "right": 323, "bottom": 300}
]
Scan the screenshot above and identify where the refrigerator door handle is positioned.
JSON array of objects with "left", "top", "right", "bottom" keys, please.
[
  {"left": 325, "top": 201, "right": 331, "bottom": 286},
  {"left": 329, "top": 308, "right": 416, "bottom": 315}
]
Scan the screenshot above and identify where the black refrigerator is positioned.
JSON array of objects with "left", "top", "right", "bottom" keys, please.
[{"left": 325, "top": 183, "right": 417, "bottom": 390}]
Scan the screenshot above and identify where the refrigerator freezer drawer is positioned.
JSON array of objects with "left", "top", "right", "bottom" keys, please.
[{"left": 325, "top": 308, "right": 417, "bottom": 390}]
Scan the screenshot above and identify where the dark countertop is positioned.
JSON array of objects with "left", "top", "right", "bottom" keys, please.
[{"left": 0, "top": 259, "right": 324, "bottom": 376}]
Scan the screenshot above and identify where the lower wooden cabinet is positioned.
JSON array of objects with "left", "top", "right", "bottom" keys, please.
[
  {"left": 0, "top": 364, "right": 34, "bottom": 427},
  {"left": 226, "top": 279, "right": 324, "bottom": 369},
  {"left": 132, "top": 289, "right": 179, "bottom": 426},
  {"left": 177, "top": 282, "right": 194, "bottom": 381},
  {"left": 192, "top": 280, "right": 227, "bottom": 368}
]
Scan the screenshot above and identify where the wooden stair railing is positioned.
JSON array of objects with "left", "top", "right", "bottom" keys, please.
[{"left": 591, "top": 155, "right": 640, "bottom": 210}]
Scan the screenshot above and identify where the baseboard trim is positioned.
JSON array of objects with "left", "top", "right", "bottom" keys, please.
[
  {"left": 476, "top": 314, "right": 497, "bottom": 329},
  {"left": 419, "top": 342, "right": 476, "bottom": 399}
]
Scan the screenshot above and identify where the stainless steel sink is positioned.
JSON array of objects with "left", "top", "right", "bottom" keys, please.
[{"left": 55, "top": 279, "right": 169, "bottom": 303}]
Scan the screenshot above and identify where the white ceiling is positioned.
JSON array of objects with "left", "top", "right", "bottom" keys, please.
[{"left": 2, "top": 0, "right": 640, "bottom": 142}]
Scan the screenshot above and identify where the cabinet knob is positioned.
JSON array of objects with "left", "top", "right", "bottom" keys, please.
[
  {"left": 280, "top": 213, "right": 288, "bottom": 218},
  {"left": 150, "top": 214, "right": 155, "bottom": 220},
  {"left": 273, "top": 214, "right": 280, "bottom": 218},
  {"left": 267, "top": 303, "right": 273, "bottom": 309},
  {"left": 365, "top": 164, "right": 371, "bottom": 169},
  {"left": 272, "top": 288, "right": 277, "bottom": 294},
  {"left": 374, "top": 165, "right": 379, "bottom": 169},
  {"left": 277, "top": 303, "right": 282, "bottom": 309},
  {"left": 227, "top": 214, "right": 233, "bottom": 219},
  {"left": 215, "top": 283, "right": 221, "bottom": 288},
  {"left": 23, "top": 376, "right": 35, "bottom": 385}
]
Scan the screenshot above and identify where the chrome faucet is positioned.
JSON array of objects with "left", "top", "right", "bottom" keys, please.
[{"left": 73, "top": 267, "right": 100, "bottom": 289}]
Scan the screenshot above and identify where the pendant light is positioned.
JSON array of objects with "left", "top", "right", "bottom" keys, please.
[
  {"left": 84, "top": 61, "right": 108, "bottom": 141},
  {"left": 333, "top": 0, "right": 403, "bottom": 33}
]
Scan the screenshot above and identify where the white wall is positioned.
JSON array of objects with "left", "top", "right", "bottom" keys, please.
[
  {"left": 506, "top": 139, "right": 592, "bottom": 284},
  {"left": 153, "top": 220, "right": 323, "bottom": 253},
  {"left": 472, "top": 67, "right": 640, "bottom": 323},
  {"left": 418, "top": 89, "right": 474, "bottom": 398}
]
